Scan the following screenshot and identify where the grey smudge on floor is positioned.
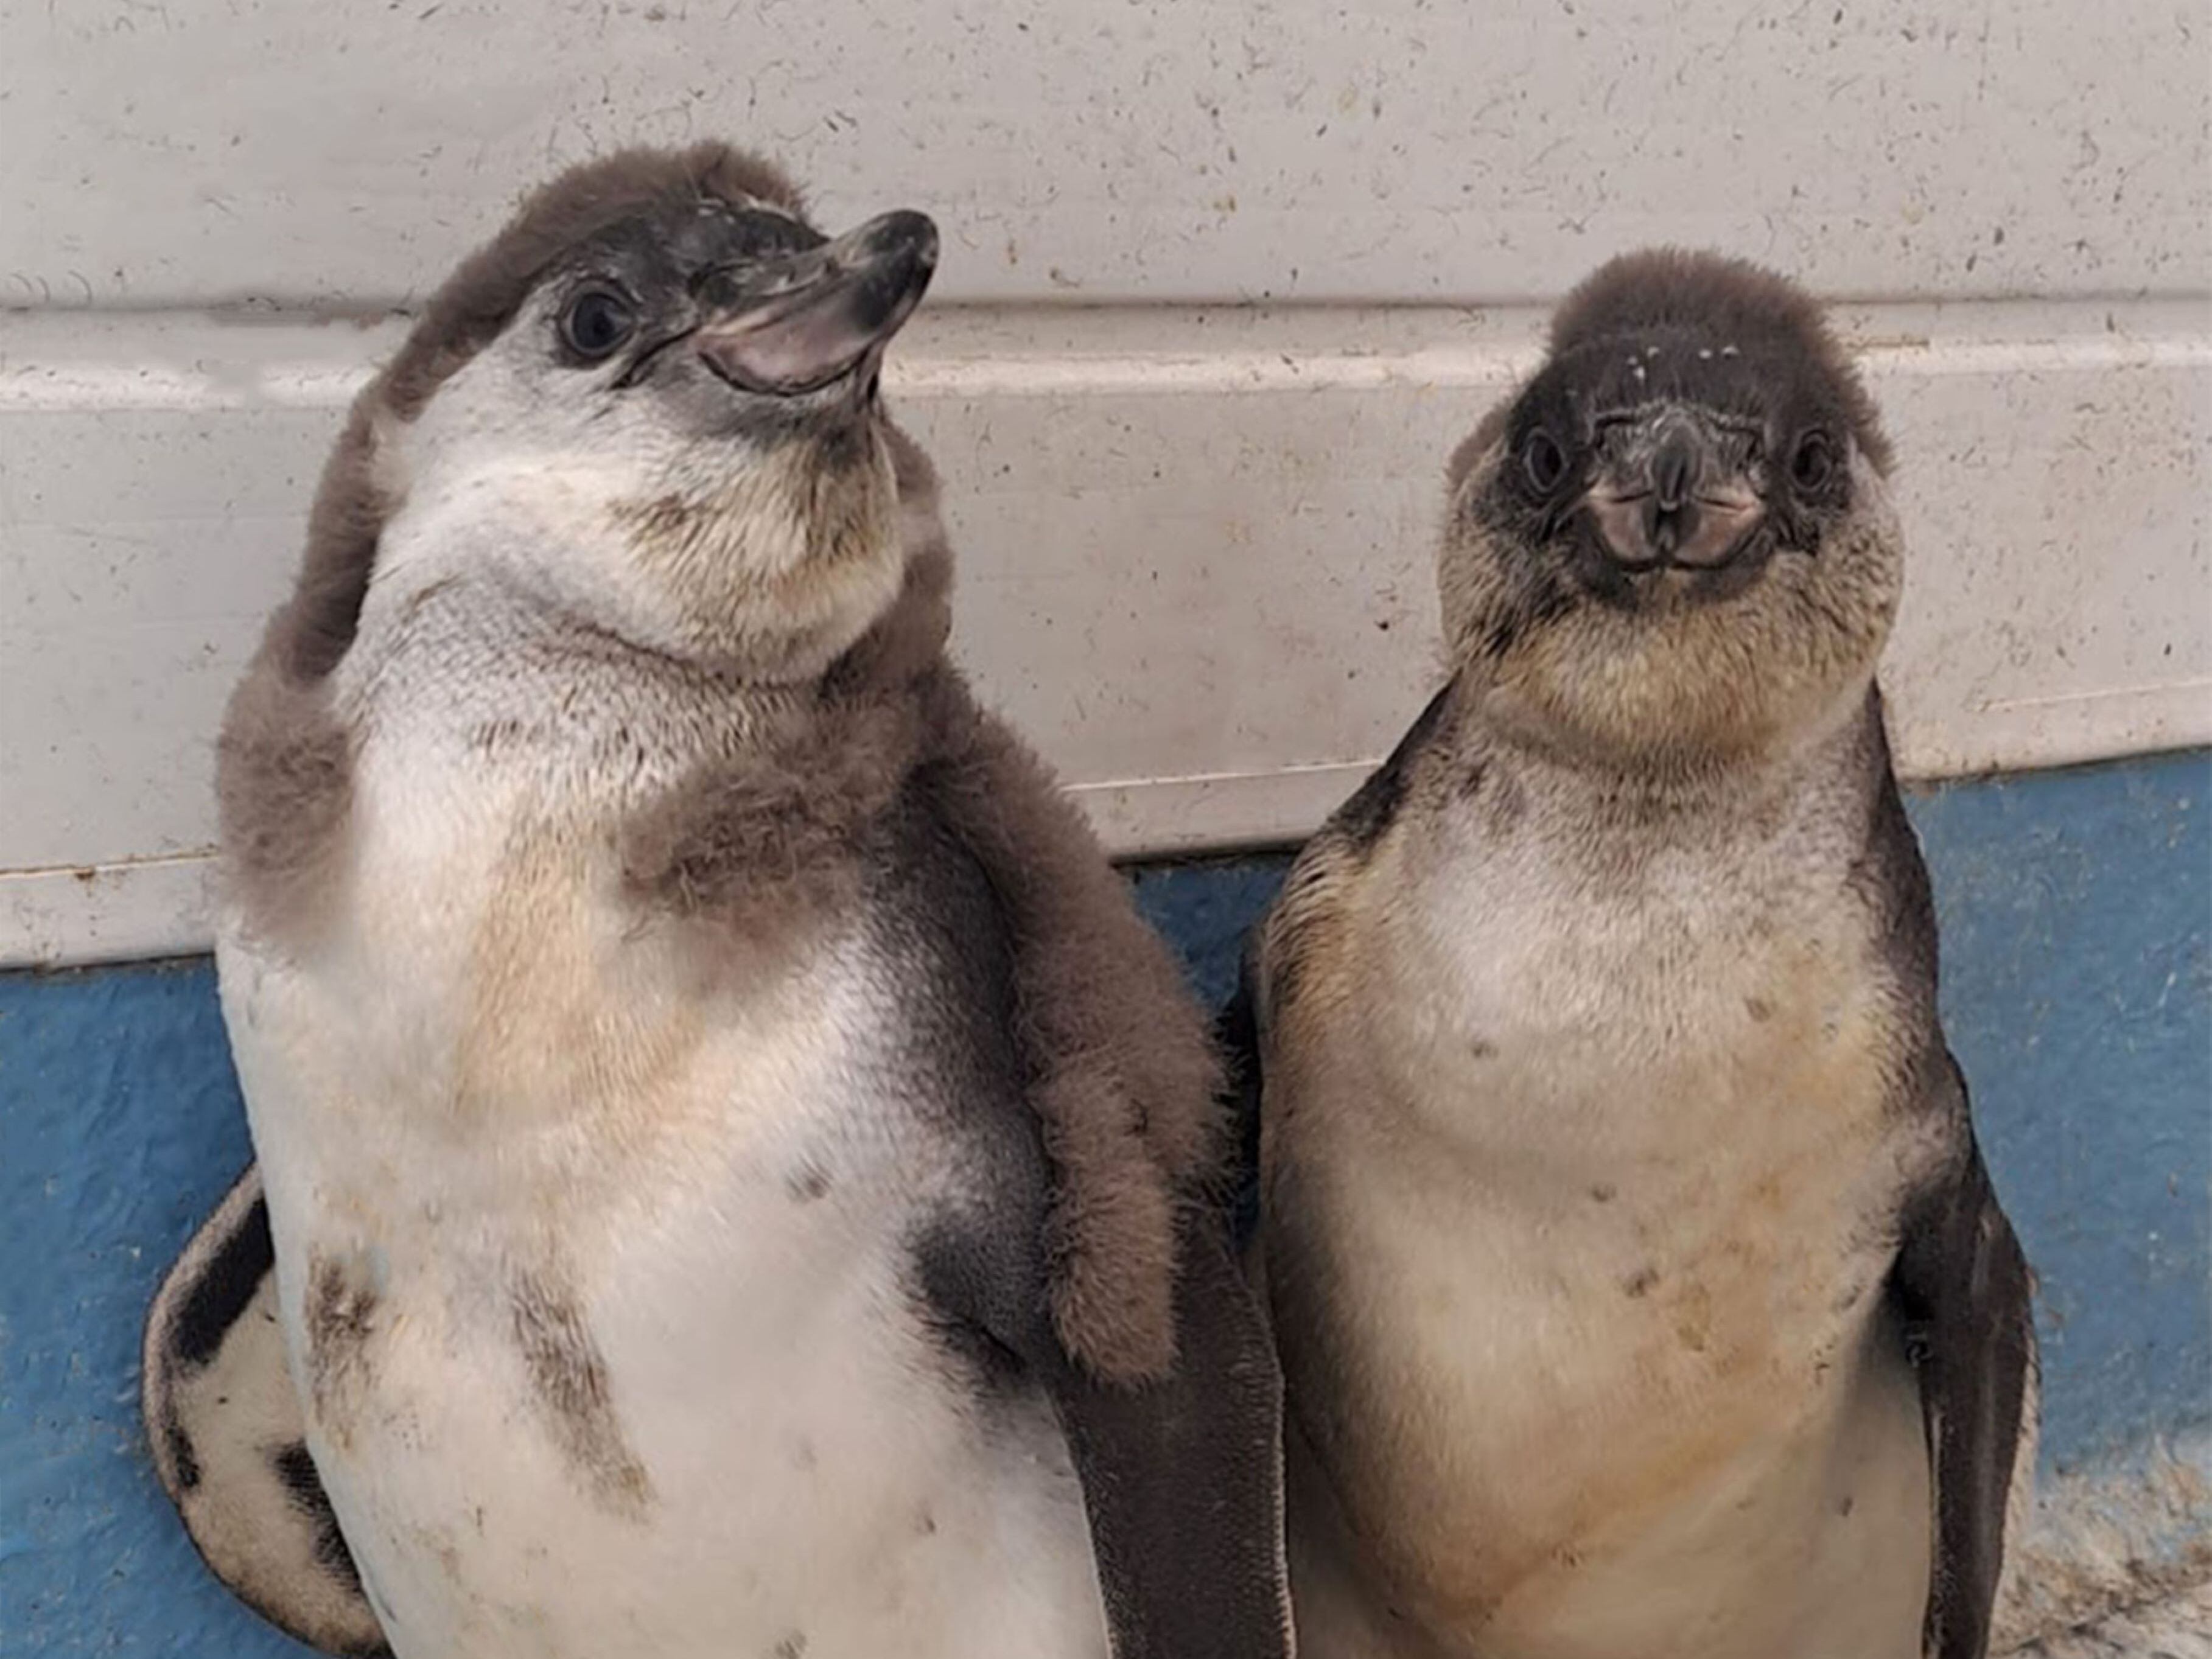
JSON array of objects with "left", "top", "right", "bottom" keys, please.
[{"left": 2012, "top": 1584, "right": 2212, "bottom": 1659}]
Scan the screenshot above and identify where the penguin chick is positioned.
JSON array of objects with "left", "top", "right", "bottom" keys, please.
[
  {"left": 1231, "top": 249, "right": 2035, "bottom": 1659},
  {"left": 142, "top": 142, "right": 1291, "bottom": 1659}
]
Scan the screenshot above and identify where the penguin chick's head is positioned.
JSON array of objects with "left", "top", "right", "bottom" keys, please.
[
  {"left": 291, "top": 142, "right": 939, "bottom": 683},
  {"left": 1439, "top": 250, "right": 1902, "bottom": 770}
]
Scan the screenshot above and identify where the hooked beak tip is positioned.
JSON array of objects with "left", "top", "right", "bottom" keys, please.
[{"left": 692, "top": 208, "right": 939, "bottom": 399}]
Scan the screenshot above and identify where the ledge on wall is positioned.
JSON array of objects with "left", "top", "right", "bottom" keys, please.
[{"left": 4, "top": 297, "right": 2208, "bottom": 968}]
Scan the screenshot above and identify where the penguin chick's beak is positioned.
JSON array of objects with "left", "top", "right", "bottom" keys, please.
[
  {"left": 693, "top": 209, "right": 939, "bottom": 398},
  {"left": 1584, "top": 407, "right": 1765, "bottom": 574}
]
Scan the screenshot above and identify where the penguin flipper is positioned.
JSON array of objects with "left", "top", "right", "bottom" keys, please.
[
  {"left": 1889, "top": 1062, "right": 2038, "bottom": 1659},
  {"left": 1216, "top": 946, "right": 1267, "bottom": 1254},
  {"left": 1049, "top": 1206, "right": 1295, "bottom": 1659},
  {"left": 900, "top": 686, "right": 1292, "bottom": 1650},
  {"left": 142, "top": 1164, "right": 391, "bottom": 1658}
]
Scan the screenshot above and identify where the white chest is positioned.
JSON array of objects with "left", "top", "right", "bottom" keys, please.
[
  {"left": 1379, "top": 814, "right": 1907, "bottom": 1197},
  {"left": 1331, "top": 813, "right": 1912, "bottom": 1417}
]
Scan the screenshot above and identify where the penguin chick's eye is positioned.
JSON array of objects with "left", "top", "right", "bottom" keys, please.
[
  {"left": 1790, "top": 430, "right": 1836, "bottom": 493},
  {"left": 1522, "top": 428, "right": 1568, "bottom": 494},
  {"left": 560, "top": 288, "right": 639, "bottom": 361}
]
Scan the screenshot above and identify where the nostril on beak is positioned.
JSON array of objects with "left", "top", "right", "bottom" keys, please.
[
  {"left": 1653, "top": 433, "right": 1696, "bottom": 512},
  {"left": 1642, "top": 495, "right": 1689, "bottom": 561},
  {"left": 1591, "top": 416, "right": 1749, "bottom": 575},
  {"left": 1634, "top": 428, "right": 1703, "bottom": 562}
]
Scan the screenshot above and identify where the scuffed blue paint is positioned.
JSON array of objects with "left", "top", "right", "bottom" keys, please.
[
  {"left": 1, "top": 750, "right": 2205, "bottom": 1655},
  {"left": 1129, "top": 857, "right": 1288, "bottom": 1008},
  {"left": 1914, "top": 755, "right": 2211, "bottom": 1468},
  {"left": 0, "top": 962, "right": 312, "bottom": 1656}
]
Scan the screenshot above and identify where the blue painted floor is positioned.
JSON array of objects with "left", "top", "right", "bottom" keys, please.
[{"left": 2, "top": 750, "right": 2206, "bottom": 1655}]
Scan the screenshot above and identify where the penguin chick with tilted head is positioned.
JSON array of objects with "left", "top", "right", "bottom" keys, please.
[
  {"left": 139, "top": 143, "right": 1291, "bottom": 1659},
  {"left": 1228, "top": 250, "right": 2036, "bottom": 1659}
]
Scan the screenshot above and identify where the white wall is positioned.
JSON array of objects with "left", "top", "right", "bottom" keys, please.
[{"left": 2, "top": 0, "right": 2207, "bottom": 965}]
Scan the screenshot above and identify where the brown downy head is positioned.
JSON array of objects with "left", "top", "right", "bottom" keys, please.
[
  {"left": 221, "top": 143, "right": 939, "bottom": 934},
  {"left": 273, "top": 141, "right": 938, "bottom": 686},
  {"left": 1439, "top": 249, "right": 1902, "bottom": 772}
]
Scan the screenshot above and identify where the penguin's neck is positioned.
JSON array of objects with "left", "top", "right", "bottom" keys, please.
[
  {"left": 1455, "top": 675, "right": 1887, "bottom": 866},
  {"left": 301, "top": 571, "right": 823, "bottom": 1137},
  {"left": 340, "top": 566, "right": 799, "bottom": 810}
]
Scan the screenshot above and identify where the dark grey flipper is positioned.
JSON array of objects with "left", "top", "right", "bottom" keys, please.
[
  {"left": 141, "top": 1166, "right": 390, "bottom": 1658},
  {"left": 1214, "top": 682, "right": 1457, "bottom": 1257},
  {"left": 1216, "top": 951, "right": 1266, "bottom": 1254},
  {"left": 1890, "top": 1071, "right": 2039, "bottom": 1659},
  {"left": 894, "top": 791, "right": 1293, "bottom": 1659},
  {"left": 1049, "top": 1212, "right": 1293, "bottom": 1659},
  {"left": 920, "top": 1195, "right": 1293, "bottom": 1659},
  {"left": 1857, "top": 736, "right": 2039, "bottom": 1659}
]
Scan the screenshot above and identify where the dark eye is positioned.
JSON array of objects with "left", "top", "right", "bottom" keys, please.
[
  {"left": 1522, "top": 428, "right": 1567, "bottom": 493},
  {"left": 560, "top": 288, "right": 637, "bottom": 361},
  {"left": 1791, "top": 431, "right": 1836, "bottom": 492}
]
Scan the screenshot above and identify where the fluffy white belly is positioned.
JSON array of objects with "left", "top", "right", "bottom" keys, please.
[
  {"left": 1285, "top": 1314, "right": 1928, "bottom": 1659},
  {"left": 254, "top": 1165, "right": 1103, "bottom": 1659},
  {"left": 215, "top": 812, "right": 1105, "bottom": 1657},
  {"left": 1280, "top": 1052, "right": 1931, "bottom": 1659},
  {"left": 1269, "top": 822, "right": 1937, "bottom": 1657}
]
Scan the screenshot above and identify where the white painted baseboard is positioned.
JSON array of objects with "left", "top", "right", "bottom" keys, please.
[{"left": 2, "top": 297, "right": 2207, "bottom": 965}]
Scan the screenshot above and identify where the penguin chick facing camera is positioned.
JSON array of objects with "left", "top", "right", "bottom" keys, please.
[
  {"left": 1228, "top": 249, "right": 2035, "bottom": 1659},
  {"left": 141, "top": 142, "right": 1293, "bottom": 1659}
]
